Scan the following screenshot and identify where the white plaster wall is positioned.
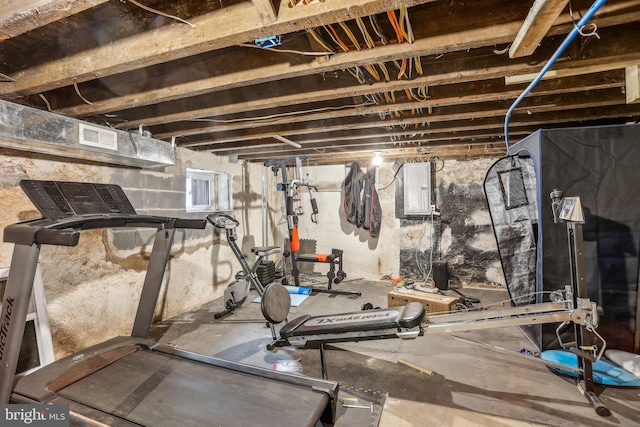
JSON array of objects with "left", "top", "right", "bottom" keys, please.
[{"left": 254, "top": 163, "right": 401, "bottom": 281}]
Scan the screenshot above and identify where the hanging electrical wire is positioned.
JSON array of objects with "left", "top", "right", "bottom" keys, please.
[
  {"left": 410, "top": 86, "right": 429, "bottom": 102},
  {"left": 73, "top": 82, "right": 94, "bottom": 105},
  {"left": 322, "top": 24, "right": 370, "bottom": 84},
  {"left": 378, "top": 162, "right": 405, "bottom": 190},
  {"left": 325, "top": 24, "right": 351, "bottom": 52},
  {"left": 370, "top": 15, "right": 389, "bottom": 45},
  {"left": 338, "top": 21, "right": 362, "bottom": 50},
  {"left": 356, "top": 16, "right": 376, "bottom": 49},
  {"left": 183, "top": 101, "right": 376, "bottom": 124},
  {"left": 401, "top": 6, "right": 415, "bottom": 43},
  {"left": 128, "top": 0, "right": 195, "bottom": 28},
  {"left": 414, "top": 56, "right": 424, "bottom": 76},
  {"left": 386, "top": 9, "right": 409, "bottom": 80},
  {"left": 307, "top": 28, "right": 335, "bottom": 52},
  {"left": 335, "top": 21, "right": 381, "bottom": 82},
  {"left": 38, "top": 94, "right": 52, "bottom": 111},
  {"left": 347, "top": 67, "right": 367, "bottom": 84},
  {"left": 378, "top": 63, "right": 391, "bottom": 82},
  {"left": 569, "top": 0, "right": 601, "bottom": 39}
]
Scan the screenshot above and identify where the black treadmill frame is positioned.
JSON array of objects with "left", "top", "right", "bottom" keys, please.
[{"left": 0, "top": 180, "right": 338, "bottom": 426}]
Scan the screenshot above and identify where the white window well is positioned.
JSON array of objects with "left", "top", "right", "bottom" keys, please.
[{"left": 186, "top": 168, "right": 233, "bottom": 212}]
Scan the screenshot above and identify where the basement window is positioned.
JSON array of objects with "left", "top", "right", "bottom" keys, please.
[{"left": 186, "top": 168, "right": 233, "bottom": 212}]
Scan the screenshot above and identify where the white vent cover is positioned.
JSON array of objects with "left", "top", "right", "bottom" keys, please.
[
  {"left": 78, "top": 123, "right": 118, "bottom": 151},
  {"left": 403, "top": 162, "right": 432, "bottom": 215}
]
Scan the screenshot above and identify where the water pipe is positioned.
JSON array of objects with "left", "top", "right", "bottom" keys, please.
[{"left": 504, "top": 0, "right": 608, "bottom": 152}]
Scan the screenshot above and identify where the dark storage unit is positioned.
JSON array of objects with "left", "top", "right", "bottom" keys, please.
[{"left": 506, "top": 123, "right": 640, "bottom": 352}]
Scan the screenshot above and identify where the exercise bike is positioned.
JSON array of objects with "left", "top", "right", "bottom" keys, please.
[{"left": 207, "top": 213, "right": 291, "bottom": 336}]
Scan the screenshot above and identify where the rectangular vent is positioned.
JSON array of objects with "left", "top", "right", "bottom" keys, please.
[{"left": 78, "top": 123, "right": 118, "bottom": 151}]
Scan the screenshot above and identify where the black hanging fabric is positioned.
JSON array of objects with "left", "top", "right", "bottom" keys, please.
[
  {"left": 342, "top": 163, "right": 382, "bottom": 237},
  {"left": 342, "top": 162, "right": 364, "bottom": 225},
  {"left": 361, "top": 166, "right": 382, "bottom": 237}
]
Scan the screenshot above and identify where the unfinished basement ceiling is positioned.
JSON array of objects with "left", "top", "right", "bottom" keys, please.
[{"left": 1, "top": 0, "right": 639, "bottom": 165}]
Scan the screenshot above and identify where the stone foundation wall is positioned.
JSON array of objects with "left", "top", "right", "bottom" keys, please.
[{"left": 398, "top": 159, "right": 505, "bottom": 287}]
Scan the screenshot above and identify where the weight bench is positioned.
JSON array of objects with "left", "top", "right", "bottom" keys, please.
[
  {"left": 269, "top": 302, "right": 425, "bottom": 378},
  {"left": 295, "top": 248, "right": 347, "bottom": 289},
  {"left": 286, "top": 243, "right": 360, "bottom": 297}
]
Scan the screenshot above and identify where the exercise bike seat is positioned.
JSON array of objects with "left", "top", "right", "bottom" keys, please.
[
  {"left": 273, "top": 302, "right": 425, "bottom": 349},
  {"left": 251, "top": 246, "right": 281, "bottom": 257}
]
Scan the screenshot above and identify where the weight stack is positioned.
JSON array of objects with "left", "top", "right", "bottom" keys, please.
[
  {"left": 433, "top": 260, "right": 449, "bottom": 290},
  {"left": 256, "top": 260, "right": 276, "bottom": 286}
]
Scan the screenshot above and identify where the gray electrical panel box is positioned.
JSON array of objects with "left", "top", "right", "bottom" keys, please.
[{"left": 403, "top": 162, "right": 431, "bottom": 215}]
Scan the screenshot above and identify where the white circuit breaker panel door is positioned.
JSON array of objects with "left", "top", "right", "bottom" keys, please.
[{"left": 403, "top": 162, "right": 432, "bottom": 215}]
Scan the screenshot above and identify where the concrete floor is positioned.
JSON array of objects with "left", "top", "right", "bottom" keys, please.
[{"left": 149, "top": 277, "right": 640, "bottom": 427}]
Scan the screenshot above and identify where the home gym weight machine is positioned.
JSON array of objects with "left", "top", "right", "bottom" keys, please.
[{"left": 264, "top": 157, "right": 358, "bottom": 297}]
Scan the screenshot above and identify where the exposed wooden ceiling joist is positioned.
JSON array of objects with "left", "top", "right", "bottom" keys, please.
[
  {"left": 627, "top": 65, "right": 640, "bottom": 104},
  {"left": 0, "top": 0, "right": 109, "bottom": 40},
  {"left": 252, "top": 0, "right": 278, "bottom": 24},
  {"left": 1, "top": 0, "right": 639, "bottom": 165},
  {"left": 509, "top": 0, "right": 570, "bottom": 58},
  {"left": 156, "top": 70, "right": 623, "bottom": 141},
  {"left": 0, "top": 0, "right": 437, "bottom": 97},
  {"left": 45, "top": 0, "right": 640, "bottom": 122}
]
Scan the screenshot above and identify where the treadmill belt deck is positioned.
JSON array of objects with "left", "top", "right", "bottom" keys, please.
[{"left": 56, "top": 349, "right": 328, "bottom": 427}]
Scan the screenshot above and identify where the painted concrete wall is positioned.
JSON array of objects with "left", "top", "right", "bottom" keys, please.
[{"left": 0, "top": 148, "right": 262, "bottom": 358}]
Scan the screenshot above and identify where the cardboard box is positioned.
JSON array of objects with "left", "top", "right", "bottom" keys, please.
[{"left": 388, "top": 289, "right": 460, "bottom": 315}]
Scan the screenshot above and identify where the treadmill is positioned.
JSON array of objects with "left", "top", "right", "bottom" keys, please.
[{"left": 0, "top": 180, "right": 338, "bottom": 426}]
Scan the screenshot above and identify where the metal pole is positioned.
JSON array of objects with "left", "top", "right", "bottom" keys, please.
[
  {"left": 131, "top": 228, "right": 176, "bottom": 339},
  {"left": 262, "top": 164, "right": 269, "bottom": 247},
  {"left": 568, "top": 222, "right": 610, "bottom": 416}
]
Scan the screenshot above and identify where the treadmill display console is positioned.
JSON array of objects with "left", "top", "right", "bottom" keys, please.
[{"left": 20, "top": 180, "right": 137, "bottom": 220}]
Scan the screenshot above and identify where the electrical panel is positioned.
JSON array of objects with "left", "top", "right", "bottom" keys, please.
[{"left": 403, "top": 162, "right": 432, "bottom": 215}]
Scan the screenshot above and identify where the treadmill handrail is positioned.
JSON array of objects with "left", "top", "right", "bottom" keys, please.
[{"left": 3, "top": 215, "right": 207, "bottom": 246}]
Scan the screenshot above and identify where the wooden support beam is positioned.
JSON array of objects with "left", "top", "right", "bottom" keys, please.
[
  {"left": 113, "top": 48, "right": 638, "bottom": 131},
  {"left": 46, "top": 1, "right": 640, "bottom": 119},
  {"left": 152, "top": 70, "right": 623, "bottom": 139},
  {"left": 509, "top": 0, "right": 570, "bottom": 58},
  {"left": 211, "top": 130, "right": 531, "bottom": 157},
  {"left": 626, "top": 65, "right": 640, "bottom": 104},
  {"left": 0, "top": 0, "right": 436, "bottom": 97},
  {"left": 178, "top": 87, "right": 627, "bottom": 145},
  {"left": 505, "top": 56, "right": 640, "bottom": 85},
  {"left": 203, "top": 104, "right": 637, "bottom": 153},
  {"left": 0, "top": 0, "right": 109, "bottom": 40},
  {"left": 252, "top": 0, "right": 278, "bottom": 24},
  {"left": 239, "top": 143, "right": 508, "bottom": 164}
]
